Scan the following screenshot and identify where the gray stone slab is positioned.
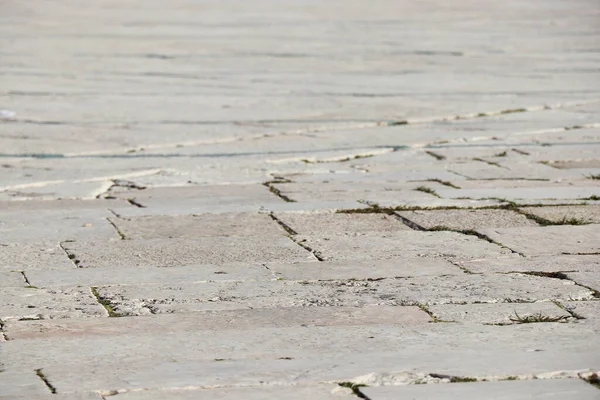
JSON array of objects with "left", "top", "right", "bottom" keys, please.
[
  {"left": 428, "top": 302, "right": 571, "bottom": 324},
  {"left": 3, "top": 322, "right": 600, "bottom": 393},
  {"left": 62, "top": 237, "right": 314, "bottom": 268},
  {"left": 90, "top": 274, "right": 592, "bottom": 316},
  {"left": 113, "top": 385, "right": 351, "bottom": 400},
  {"left": 520, "top": 205, "right": 600, "bottom": 224},
  {"left": 436, "top": 186, "right": 600, "bottom": 202},
  {"left": 0, "top": 271, "right": 25, "bottom": 287},
  {"left": 361, "top": 379, "right": 600, "bottom": 400},
  {"left": 109, "top": 185, "right": 284, "bottom": 215},
  {"left": 110, "top": 212, "right": 285, "bottom": 240},
  {"left": 297, "top": 231, "right": 514, "bottom": 261},
  {"left": 397, "top": 209, "right": 537, "bottom": 230},
  {"left": 268, "top": 259, "right": 462, "bottom": 281},
  {"left": 456, "top": 255, "right": 600, "bottom": 274},
  {"left": 0, "top": 369, "right": 51, "bottom": 398},
  {"left": 26, "top": 264, "right": 274, "bottom": 287},
  {"left": 479, "top": 225, "right": 600, "bottom": 256},
  {"left": 0, "top": 286, "right": 105, "bottom": 321},
  {"left": 563, "top": 301, "right": 600, "bottom": 321},
  {"left": 273, "top": 212, "right": 411, "bottom": 235},
  {"left": 0, "top": 242, "right": 74, "bottom": 271},
  {"left": 566, "top": 272, "right": 600, "bottom": 291}
]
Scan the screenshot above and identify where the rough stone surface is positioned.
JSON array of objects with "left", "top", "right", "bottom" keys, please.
[
  {"left": 520, "top": 205, "right": 600, "bottom": 224},
  {"left": 479, "top": 225, "right": 600, "bottom": 256},
  {"left": 297, "top": 231, "right": 514, "bottom": 261},
  {"left": 2, "top": 0, "right": 600, "bottom": 397},
  {"left": 62, "top": 237, "right": 315, "bottom": 268},
  {"left": 361, "top": 379, "right": 600, "bottom": 400},
  {"left": 110, "top": 212, "right": 286, "bottom": 239},
  {"left": 273, "top": 212, "right": 412, "bottom": 235},
  {"left": 428, "top": 302, "right": 572, "bottom": 324},
  {"left": 397, "top": 209, "right": 537, "bottom": 230}
]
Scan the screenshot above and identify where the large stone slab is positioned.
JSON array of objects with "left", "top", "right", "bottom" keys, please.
[
  {"left": 273, "top": 212, "right": 411, "bottom": 235},
  {"left": 0, "top": 286, "right": 105, "bottom": 321},
  {"left": 89, "top": 274, "right": 592, "bottom": 316},
  {"left": 397, "top": 209, "right": 537, "bottom": 230},
  {"left": 361, "top": 379, "right": 600, "bottom": 400},
  {"left": 0, "top": 242, "right": 74, "bottom": 271},
  {"left": 428, "top": 302, "right": 571, "bottom": 324},
  {"left": 110, "top": 212, "right": 285, "bottom": 240},
  {"left": 479, "top": 225, "right": 600, "bottom": 256},
  {"left": 456, "top": 255, "right": 600, "bottom": 274},
  {"left": 62, "top": 237, "right": 314, "bottom": 268},
  {"left": 268, "top": 259, "right": 462, "bottom": 280},
  {"left": 297, "top": 231, "right": 514, "bottom": 261},
  {"left": 114, "top": 385, "right": 351, "bottom": 400},
  {"left": 520, "top": 205, "right": 600, "bottom": 224}
]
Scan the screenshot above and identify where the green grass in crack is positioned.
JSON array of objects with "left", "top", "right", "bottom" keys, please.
[
  {"left": 509, "top": 311, "right": 570, "bottom": 324},
  {"left": 494, "top": 151, "right": 507, "bottom": 157},
  {"left": 90, "top": 287, "right": 122, "bottom": 317},
  {"left": 414, "top": 186, "right": 440, "bottom": 198}
]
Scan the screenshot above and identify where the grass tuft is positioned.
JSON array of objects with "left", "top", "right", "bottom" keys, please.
[
  {"left": 414, "top": 186, "right": 440, "bottom": 198},
  {"left": 509, "top": 311, "right": 570, "bottom": 324}
]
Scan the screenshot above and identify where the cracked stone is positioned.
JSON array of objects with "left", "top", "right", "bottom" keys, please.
[
  {"left": 273, "top": 212, "right": 412, "bottom": 235},
  {"left": 397, "top": 209, "right": 537, "bottom": 230},
  {"left": 519, "top": 205, "right": 600, "bottom": 224}
]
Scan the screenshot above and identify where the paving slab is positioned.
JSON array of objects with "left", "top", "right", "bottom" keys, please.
[
  {"left": 62, "top": 237, "right": 314, "bottom": 268},
  {"left": 297, "top": 231, "right": 515, "bottom": 261},
  {"left": 428, "top": 302, "right": 571, "bottom": 325},
  {"left": 563, "top": 301, "right": 600, "bottom": 321},
  {"left": 0, "top": 286, "right": 105, "bottom": 321},
  {"left": 479, "top": 225, "right": 600, "bottom": 256},
  {"left": 267, "top": 259, "right": 462, "bottom": 280},
  {"left": 361, "top": 379, "right": 600, "bottom": 400},
  {"left": 566, "top": 272, "right": 600, "bottom": 291},
  {"left": 397, "top": 209, "right": 537, "bottom": 230},
  {"left": 90, "top": 274, "right": 593, "bottom": 316},
  {"left": 0, "top": 242, "right": 74, "bottom": 271},
  {"left": 25, "top": 264, "right": 274, "bottom": 287},
  {"left": 456, "top": 255, "right": 600, "bottom": 273},
  {"left": 0, "top": 271, "right": 26, "bottom": 287},
  {"left": 113, "top": 384, "right": 352, "bottom": 400},
  {"left": 520, "top": 205, "right": 600, "bottom": 224},
  {"left": 436, "top": 186, "right": 600, "bottom": 202},
  {"left": 110, "top": 212, "right": 285, "bottom": 239},
  {"left": 273, "top": 212, "right": 411, "bottom": 235}
]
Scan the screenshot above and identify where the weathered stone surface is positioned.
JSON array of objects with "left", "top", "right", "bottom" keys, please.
[
  {"left": 566, "top": 272, "right": 600, "bottom": 291},
  {"left": 89, "top": 274, "right": 592, "bottom": 316},
  {"left": 479, "top": 225, "right": 600, "bottom": 256},
  {"left": 397, "top": 209, "right": 537, "bottom": 230},
  {"left": 520, "top": 205, "right": 600, "bottom": 224},
  {"left": 0, "top": 242, "right": 74, "bottom": 271},
  {"left": 297, "top": 231, "right": 514, "bottom": 261},
  {"left": 114, "top": 385, "right": 351, "bottom": 400},
  {"left": 0, "top": 271, "right": 26, "bottom": 287},
  {"left": 62, "top": 237, "right": 314, "bottom": 268},
  {"left": 563, "top": 301, "right": 600, "bottom": 321},
  {"left": 0, "top": 286, "right": 105, "bottom": 321},
  {"left": 268, "top": 259, "right": 462, "bottom": 280},
  {"left": 361, "top": 379, "right": 600, "bottom": 400},
  {"left": 428, "top": 302, "right": 571, "bottom": 324},
  {"left": 110, "top": 212, "right": 286, "bottom": 240},
  {"left": 456, "top": 255, "right": 600, "bottom": 274},
  {"left": 273, "top": 212, "right": 411, "bottom": 235},
  {"left": 26, "top": 264, "right": 274, "bottom": 287}
]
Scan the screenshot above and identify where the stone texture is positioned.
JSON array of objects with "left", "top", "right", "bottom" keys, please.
[
  {"left": 110, "top": 212, "right": 286, "bottom": 240},
  {"left": 520, "top": 205, "right": 600, "bottom": 224},
  {"left": 0, "top": 242, "right": 74, "bottom": 271},
  {"left": 62, "top": 237, "right": 314, "bottom": 268},
  {"left": 273, "top": 212, "right": 412, "bottom": 235},
  {"left": 479, "top": 225, "right": 600, "bottom": 256},
  {"left": 268, "top": 259, "right": 462, "bottom": 280},
  {"left": 297, "top": 231, "right": 514, "bottom": 261},
  {"left": 397, "top": 209, "right": 537, "bottom": 230},
  {"left": 456, "top": 255, "right": 600, "bottom": 274},
  {"left": 361, "top": 379, "right": 600, "bottom": 400},
  {"left": 428, "top": 302, "right": 571, "bottom": 324}
]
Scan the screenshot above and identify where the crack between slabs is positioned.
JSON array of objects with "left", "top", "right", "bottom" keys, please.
[
  {"left": 35, "top": 368, "right": 57, "bottom": 394},
  {"left": 106, "top": 217, "right": 127, "bottom": 240},
  {"left": 90, "top": 287, "right": 123, "bottom": 317},
  {"left": 263, "top": 180, "right": 296, "bottom": 203},
  {"left": 268, "top": 213, "right": 324, "bottom": 261},
  {"left": 59, "top": 241, "right": 81, "bottom": 268}
]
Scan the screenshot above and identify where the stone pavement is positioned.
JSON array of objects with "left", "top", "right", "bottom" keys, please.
[{"left": 1, "top": 0, "right": 600, "bottom": 399}]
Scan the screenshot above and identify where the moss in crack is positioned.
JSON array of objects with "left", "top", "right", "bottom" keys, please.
[
  {"left": 263, "top": 180, "right": 296, "bottom": 203},
  {"left": 509, "top": 311, "right": 570, "bottom": 324},
  {"left": 512, "top": 148, "right": 530, "bottom": 155},
  {"left": 90, "top": 287, "right": 122, "bottom": 317},
  {"left": 425, "top": 150, "right": 446, "bottom": 161},
  {"left": 417, "top": 303, "right": 455, "bottom": 323},
  {"left": 473, "top": 157, "right": 503, "bottom": 168},
  {"left": 500, "top": 108, "right": 527, "bottom": 114},
  {"left": 494, "top": 151, "right": 507, "bottom": 157},
  {"left": 586, "top": 174, "right": 600, "bottom": 180},
  {"left": 35, "top": 369, "right": 57, "bottom": 394},
  {"left": 387, "top": 120, "right": 408, "bottom": 126},
  {"left": 423, "top": 179, "right": 461, "bottom": 189},
  {"left": 582, "top": 195, "right": 600, "bottom": 201},
  {"left": 583, "top": 373, "right": 600, "bottom": 390},
  {"left": 450, "top": 376, "right": 478, "bottom": 383},
  {"left": 338, "top": 382, "right": 370, "bottom": 399},
  {"left": 107, "top": 218, "right": 127, "bottom": 240},
  {"left": 414, "top": 186, "right": 440, "bottom": 198},
  {"left": 516, "top": 210, "right": 588, "bottom": 226}
]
